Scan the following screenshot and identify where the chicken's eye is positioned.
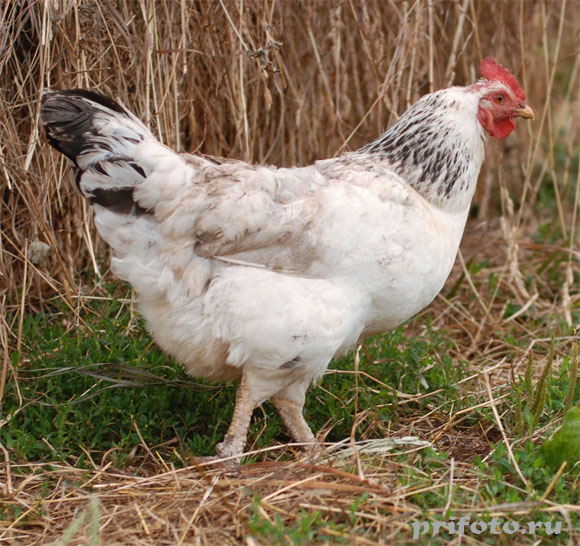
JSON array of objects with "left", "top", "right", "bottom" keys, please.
[{"left": 495, "top": 94, "right": 505, "bottom": 104}]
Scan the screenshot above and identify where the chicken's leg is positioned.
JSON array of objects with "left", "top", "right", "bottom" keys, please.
[
  {"left": 272, "top": 396, "right": 317, "bottom": 449},
  {"left": 215, "top": 378, "right": 257, "bottom": 460}
]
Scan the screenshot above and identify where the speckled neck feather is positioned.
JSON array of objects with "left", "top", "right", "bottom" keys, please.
[{"left": 358, "top": 88, "right": 485, "bottom": 212}]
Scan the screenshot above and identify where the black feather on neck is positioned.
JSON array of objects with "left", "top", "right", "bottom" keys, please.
[{"left": 358, "top": 90, "right": 479, "bottom": 210}]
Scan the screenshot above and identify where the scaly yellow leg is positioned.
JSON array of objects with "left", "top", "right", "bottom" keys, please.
[
  {"left": 271, "top": 396, "right": 317, "bottom": 449},
  {"left": 215, "top": 377, "right": 257, "bottom": 461}
]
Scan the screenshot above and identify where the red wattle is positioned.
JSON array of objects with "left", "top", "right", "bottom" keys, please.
[{"left": 491, "top": 117, "right": 515, "bottom": 139}]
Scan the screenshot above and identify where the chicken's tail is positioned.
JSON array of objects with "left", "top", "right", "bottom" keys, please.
[
  {"left": 40, "top": 89, "right": 171, "bottom": 215},
  {"left": 41, "top": 88, "right": 197, "bottom": 278}
]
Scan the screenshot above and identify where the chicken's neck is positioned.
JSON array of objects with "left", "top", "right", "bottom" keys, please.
[{"left": 357, "top": 88, "right": 487, "bottom": 213}]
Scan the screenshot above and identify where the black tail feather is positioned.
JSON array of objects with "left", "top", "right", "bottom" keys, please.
[
  {"left": 40, "top": 89, "right": 142, "bottom": 167},
  {"left": 41, "top": 89, "right": 152, "bottom": 216}
]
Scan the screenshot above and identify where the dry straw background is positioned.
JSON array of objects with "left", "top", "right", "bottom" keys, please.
[{"left": 0, "top": 0, "right": 579, "bottom": 544}]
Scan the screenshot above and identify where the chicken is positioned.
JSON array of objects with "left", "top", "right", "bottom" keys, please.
[{"left": 40, "top": 57, "right": 534, "bottom": 461}]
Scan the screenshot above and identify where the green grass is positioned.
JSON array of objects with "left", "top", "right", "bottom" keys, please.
[{"left": 4, "top": 295, "right": 229, "bottom": 465}]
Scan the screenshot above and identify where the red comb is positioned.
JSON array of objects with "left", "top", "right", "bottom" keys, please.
[{"left": 480, "top": 57, "right": 525, "bottom": 101}]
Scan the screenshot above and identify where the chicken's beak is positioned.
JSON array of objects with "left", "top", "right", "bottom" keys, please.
[{"left": 514, "top": 104, "right": 535, "bottom": 120}]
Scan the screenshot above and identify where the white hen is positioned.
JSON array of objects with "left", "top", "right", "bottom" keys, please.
[{"left": 41, "top": 57, "right": 533, "bottom": 460}]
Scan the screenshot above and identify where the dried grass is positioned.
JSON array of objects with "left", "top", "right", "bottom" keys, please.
[
  {"left": 2, "top": 441, "right": 579, "bottom": 545},
  {"left": 0, "top": 0, "right": 579, "bottom": 544}
]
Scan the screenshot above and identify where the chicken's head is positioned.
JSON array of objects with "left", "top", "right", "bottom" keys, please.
[{"left": 476, "top": 57, "right": 534, "bottom": 139}]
